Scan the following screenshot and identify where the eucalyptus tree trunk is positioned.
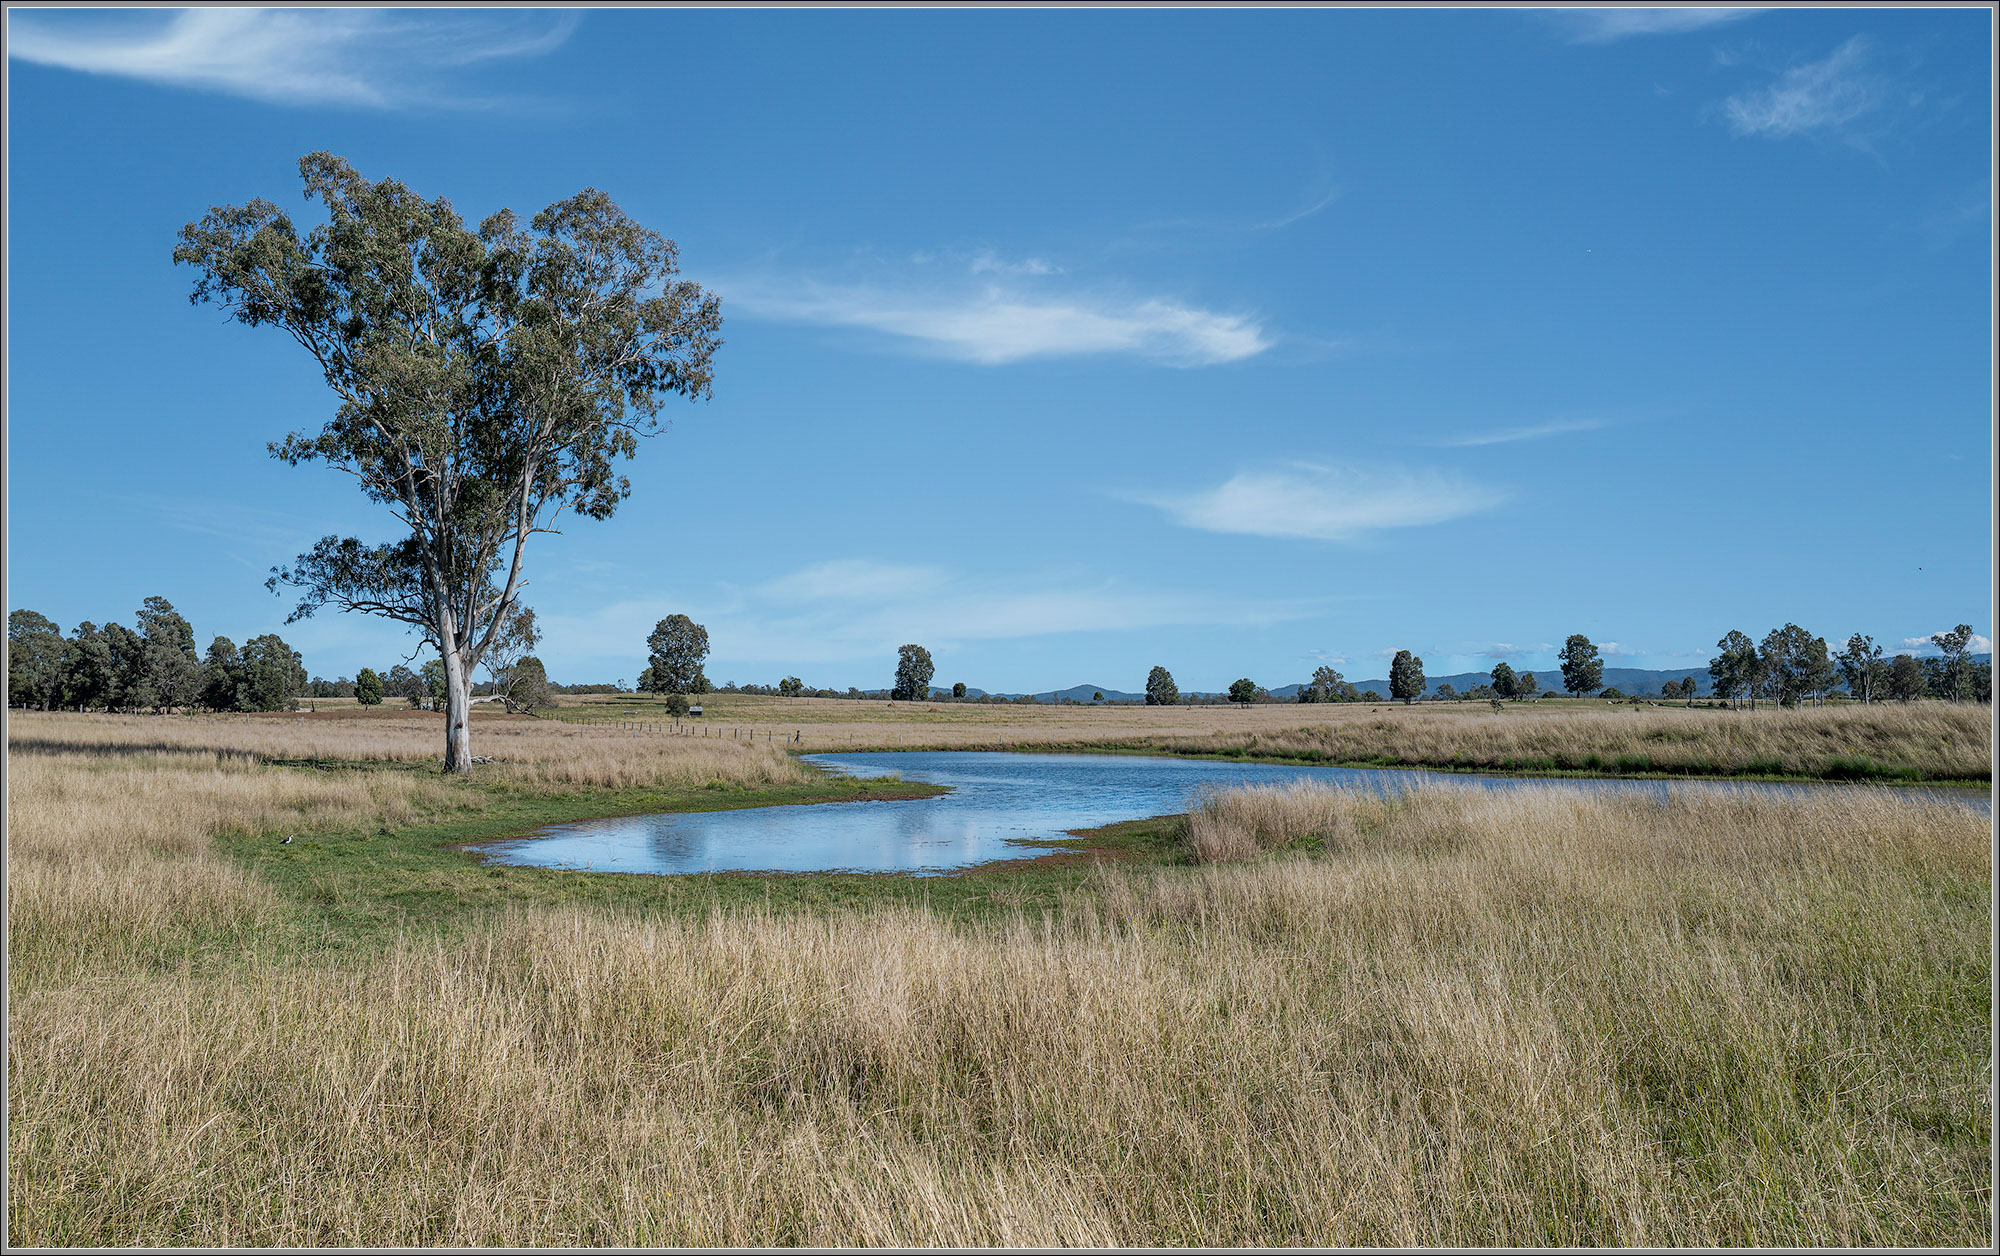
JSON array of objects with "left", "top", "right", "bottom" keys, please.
[{"left": 442, "top": 646, "right": 473, "bottom": 772}]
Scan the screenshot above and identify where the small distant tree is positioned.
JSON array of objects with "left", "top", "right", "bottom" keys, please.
[
  {"left": 779, "top": 676, "right": 805, "bottom": 698},
  {"left": 505, "top": 656, "right": 554, "bottom": 712},
  {"left": 1360, "top": 690, "right": 1383, "bottom": 702},
  {"left": 662, "top": 691, "right": 690, "bottom": 717},
  {"left": 201, "top": 637, "right": 245, "bottom": 711},
  {"left": 59, "top": 623, "right": 115, "bottom": 711},
  {"left": 1930, "top": 624, "right": 1977, "bottom": 703},
  {"left": 355, "top": 667, "right": 384, "bottom": 706},
  {"left": 240, "top": 634, "right": 308, "bottom": 711},
  {"left": 138, "top": 596, "right": 201, "bottom": 713},
  {"left": 1309, "top": 664, "right": 1350, "bottom": 704},
  {"left": 1388, "top": 650, "right": 1425, "bottom": 705},
  {"left": 7, "top": 610, "right": 65, "bottom": 710},
  {"left": 892, "top": 644, "right": 935, "bottom": 701},
  {"left": 1092, "top": 690, "right": 1104, "bottom": 703},
  {"left": 418, "top": 658, "right": 448, "bottom": 710},
  {"left": 1840, "top": 635, "right": 1889, "bottom": 706},
  {"left": 951, "top": 681, "right": 967, "bottom": 699},
  {"left": 1517, "top": 671, "right": 1538, "bottom": 698},
  {"left": 645, "top": 615, "right": 711, "bottom": 694},
  {"left": 1799, "top": 633, "right": 1835, "bottom": 706},
  {"left": 1557, "top": 635, "right": 1602, "bottom": 700},
  {"left": 1758, "top": 624, "right": 1832, "bottom": 708},
  {"left": 1679, "top": 676, "right": 1696, "bottom": 706},
  {"left": 104, "top": 623, "right": 146, "bottom": 712},
  {"left": 1710, "top": 630, "right": 1760, "bottom": 710},
  {"left": 1920, "top": 656, "right": 1950, "bottom": 699},
  {"left": 1227, "top": 677, "right": 1258, "bottom": 705},
  {"left": 1434, "top": 683, "right": 1457, "bottom": 702},
  {"left": 1489, "top": 661, "right": 1517, "bottom": 699},
  {"left": 1599, "top": 687, "right": 1625, "bottom": 702},
  {"left": 1887, "top": 653, "right": 1924, "bottom": 702},
  {"left": 1145, "top": 665, "right": 1180, "bottom": 706},
  {"left": 479, "top": 605, "right": 542, "bottom": 713},
  {"left": 383, "top": 664, "right": 422, "bottom": 705}
]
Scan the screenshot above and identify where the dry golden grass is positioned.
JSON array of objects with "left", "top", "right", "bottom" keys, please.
[
  {"left": 6, "top": 710, "right": 812, "bottom": 791},
  {"left": 568, "top": 693, "right": 1994, "bottom": 782},
  {"left": 7, "top": 711, "right": 1990, "bottom": 1246}
]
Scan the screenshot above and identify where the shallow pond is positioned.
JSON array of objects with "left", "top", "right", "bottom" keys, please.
[{"left": 471, "top": 751, "right": 1990, "bottom": 877}]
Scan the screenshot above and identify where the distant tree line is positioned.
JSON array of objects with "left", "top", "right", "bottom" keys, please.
[
  {"left": 5, "top": 597, "right": 561, "bottom": 718},
  {"left": 1131, "top": 624, "right": 1989, "bottom": 712},
  {"left": 1708, "top": 624, "right": 1989, "bottom": 708},
  {"left": 592, "top": 622, "right": 1992, "bottom": 714},
  {"left": 8, "top": 599, "right": 309, "bottom": 714}
]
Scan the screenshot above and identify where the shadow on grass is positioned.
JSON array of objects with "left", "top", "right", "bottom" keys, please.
[{"left": 6, "top": 737, "right": 265, "bottom": 765}]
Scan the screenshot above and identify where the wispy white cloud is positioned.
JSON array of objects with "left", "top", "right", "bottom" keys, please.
[
  {"left": 969, "top": 251, "right": 1063, "bottom": 277},
  {"left": 726, "top": 277, "right": 1270, "bottom": 366},
  {"left": 1124, "top": 463, "right": 1504, "bottom": 543},
  {"left": 1247, "top": 185, "right": 1341, "bottom": 232},
  {"left": 1721, "top": 36, "right": 1883, "bottom": 139},
  {"left": 541, "top": 558, "right": 1335, "bottom": 671},
  {"left": 5, "top": 8, "right": 577, "bottom": 109},
  {"left": 1598, "top": 641, "right": 1657, "bottom": 658},
  {"left": 132, "top": 493, "right": 317, "bottom": 552},
  {"left": 760, "top": 559, "right": 946, "bottom": 603},
  {"left": 1900, "top": 631, "right": 1993, "bottom": 654},
  {"left": 1305, "top": 649, "right": 1348, "bottom": 666},
  {"left": 1426, "top": 417, "right": 1613, "bottom": 448},
  {"left": 1131, "top": 178, "right": 1340, "bottom": 238},
  {"left": 1474, "top": 642, "right": 1556, "bottom": 659},
  {"left": 1550, "top": 8, "right": 1760, "bottom": 44}
]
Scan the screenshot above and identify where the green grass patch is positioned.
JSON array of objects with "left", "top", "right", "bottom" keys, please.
[{"left": 212, "top": 766, "right": 1188, "bottom": 952}]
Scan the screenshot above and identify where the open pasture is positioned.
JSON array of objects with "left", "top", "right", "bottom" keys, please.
[{"left": 558, "top": 691, "right": 1993, "bottom": 784}]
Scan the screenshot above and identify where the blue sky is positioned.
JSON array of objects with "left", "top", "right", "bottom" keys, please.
[{"left": 5, "top": 6, "right": 1992, "bottom": 692}]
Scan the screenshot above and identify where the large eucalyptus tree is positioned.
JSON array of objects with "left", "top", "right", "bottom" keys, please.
[{"left": 176, "top": 153, "right": 720, "bottom": 770}]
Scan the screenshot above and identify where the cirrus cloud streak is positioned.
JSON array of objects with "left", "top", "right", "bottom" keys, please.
[
  {"left": 5, "top": 8, "right": 577, "bottom": 109},
  {"left": 724, "top": 278, "right": 1270, "bottom": 367},
  {"left": 1124, "top": 463, "right": 1505, "bottom": 543}
]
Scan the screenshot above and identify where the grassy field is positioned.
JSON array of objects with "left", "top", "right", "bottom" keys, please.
[
  {"left": 6, "top": 708, "right": 1993, "bottom": 1245},
  {"left": 555, "top": 691, "right": 1994, "bottom": 784}
]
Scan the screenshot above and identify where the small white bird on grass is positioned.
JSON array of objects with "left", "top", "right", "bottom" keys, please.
[{"left": 281, "top": 836, "right": 292, "bottom": 844}]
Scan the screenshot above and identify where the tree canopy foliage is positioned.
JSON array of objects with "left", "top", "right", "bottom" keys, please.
[
  {"left": 643, "top": 615, "right": 711, "bottom": 695},
  {"left": 175, "top": 152, "right": 720, "bottom": 770},
  {"left": 892, "top": 644, "right": 935, "bottom": 701},
  {"left": 1388, "top": 650, "right": 1425, "bottom": 705},
  {"left": 1558, "top": 635, "right": 1603, "bottom": 699}
]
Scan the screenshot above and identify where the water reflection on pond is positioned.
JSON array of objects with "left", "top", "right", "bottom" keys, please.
[{"left": 470, "top": 751, "right": 1989, "bottom": 878}]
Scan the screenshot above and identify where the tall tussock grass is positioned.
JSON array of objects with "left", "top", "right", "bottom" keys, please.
[{"left": 7, "top": 719, "right": 1991, "bottom": 1245}]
